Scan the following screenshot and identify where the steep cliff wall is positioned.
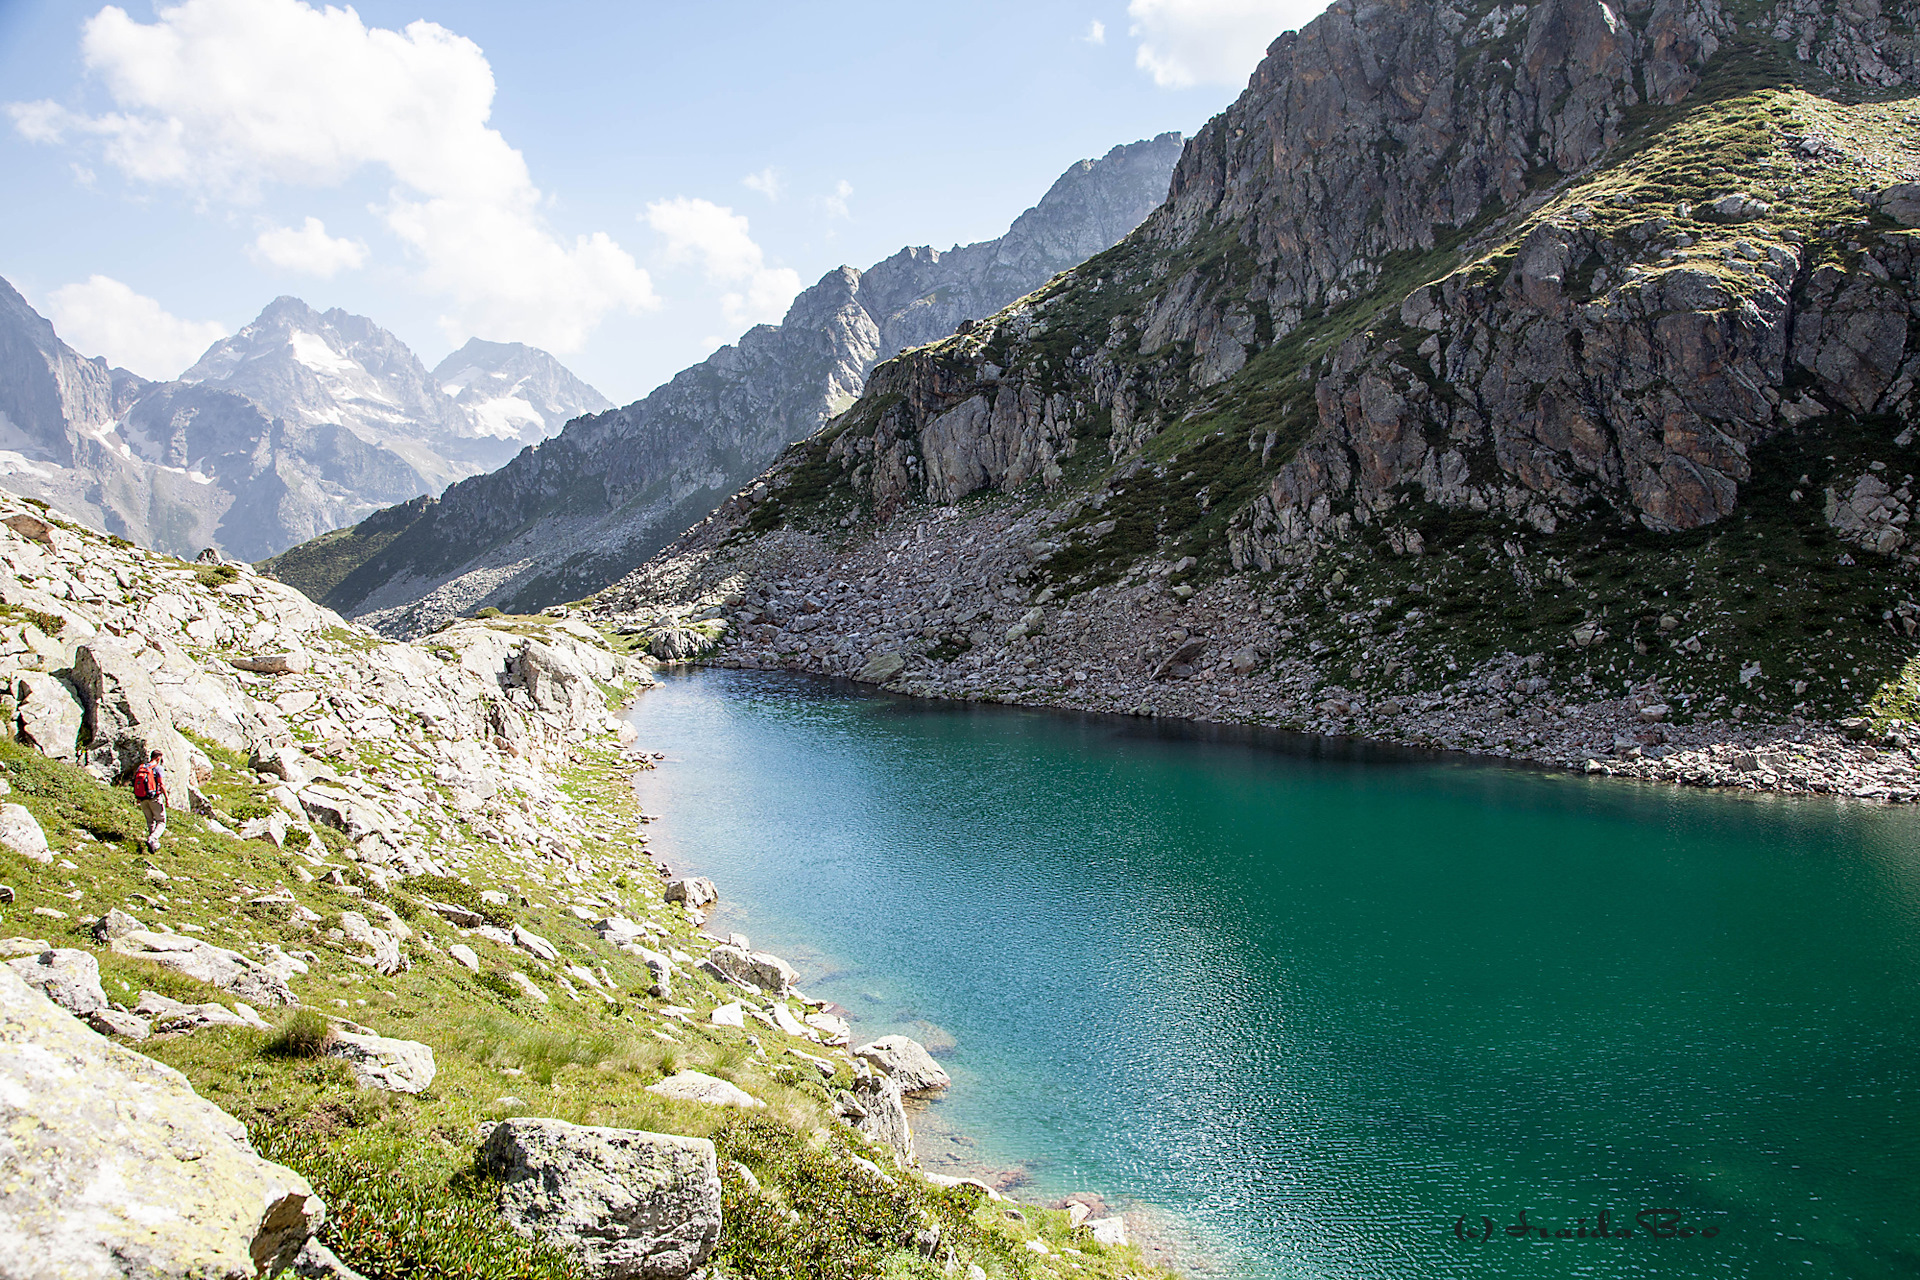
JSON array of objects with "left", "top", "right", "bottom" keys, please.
[{"left": 596, "top": 0, "right": 1920, "bottom": 794}]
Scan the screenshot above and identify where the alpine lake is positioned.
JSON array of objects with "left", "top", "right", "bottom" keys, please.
[{"left": 629, "top": 668, "right": 1920, "bottom": 1280}]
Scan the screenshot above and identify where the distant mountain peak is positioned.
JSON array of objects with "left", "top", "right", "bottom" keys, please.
[
  {"left": 0, "top": 276, "right": 609, "bottom": 564},
  {"left": 263, "top": 132, "right": 1186, "bottom": 629}
]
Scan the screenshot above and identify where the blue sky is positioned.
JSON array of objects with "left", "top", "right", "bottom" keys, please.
[{"left": 0, "top": 0, "right": 1330, "bottom": 403}]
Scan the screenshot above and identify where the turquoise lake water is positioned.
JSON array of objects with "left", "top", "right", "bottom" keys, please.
[{"left": 629, "top": 668, "right": 1920, "bottom": 1279}]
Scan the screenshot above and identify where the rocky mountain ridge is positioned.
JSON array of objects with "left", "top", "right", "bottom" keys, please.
[
  {"left": 0, "top": 483, "right": 1161, "bottom": 1278},
  {"left": 264, "top": 134, "right": 1186, "bottom": 633},
  {"left": 592, "top": 0, "right": 1920, "bottom": 799},
  {"left": 0, "top": 282, "right": 607, "bottom": 563}
]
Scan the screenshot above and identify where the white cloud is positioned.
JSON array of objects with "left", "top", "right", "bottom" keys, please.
[
  {"left": 44, "top": 275, "right": 227, "bottom": 380},
  {"left": 8, "top": 0, "right": 654, "bottom": 351},
  {"left": 1127, "top": 0, "right": 1317, "bottom": 88},
  {"left": 645, "top": 196, "right": 802, "bottom": 330},
  {"left": 1084, "top": 19, "right": 1108, "bottom": 44},
  {"left": 250, "top": 216, "right": 368, "bottom": 276},
  {"left": 742, "top": 167, "right": 782, "bottom": 202},
  {"left": 822, "top": 179, "right": 854, "bottom": 220}
]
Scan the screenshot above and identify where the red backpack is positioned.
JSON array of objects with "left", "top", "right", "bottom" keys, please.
[{"left": 132, "top": 762, "right": 158, "bottom": 799}]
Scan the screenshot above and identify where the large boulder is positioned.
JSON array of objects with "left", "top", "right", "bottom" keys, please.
[
  {"left": 6, "top": 947, "right": 106, "bottom": 1016},
  {"left": 14, "top": 671, "right": 83, "bottom": 760},
  {"left": 853, "top": 1035, "right": 951, "bottom": 1094},
  {"left": 645, "top": 1070, "right": 763, "bottom": 1110},
  {"left": 481, "top": 1118, "right": 721, "bottom": 1280},
  {"left": 0, "top": 803, "right": 50, "bottom": 864},
  {"left": 325, "top": 1028, "right": 436, "bottom": 1093},
  {"left": 109, "top": 929, "right": 298, "bottom": 1006},
  {"left": 647, "top": 628, "right": 713, "bottom": 662},
  {"left": 854, "top": 651, "right": 906, "bottom": 684},
  {"left": 696, "top": 944, "right": 795, "bottom": 997},
  {"left": 70, "top": 639, "right": 193, "bottom": 809},
  {"left": 663, "top": 877, "right": 717, "bottom": 911},
  {"left": 0, "top": 965, "right": 325, "bottom": 1276}
]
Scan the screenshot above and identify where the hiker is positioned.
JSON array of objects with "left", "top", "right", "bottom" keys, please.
[{"left": 132, "top": 749, "right": 168, "bottom": 853}]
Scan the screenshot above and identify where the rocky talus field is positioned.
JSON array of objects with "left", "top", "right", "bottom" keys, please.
[
  {"left": 0, "top": 486, "right": 1162, "bottom": 1280},
  {"left": 595, "top": 0, "right": 1920, "bottom": 803}
]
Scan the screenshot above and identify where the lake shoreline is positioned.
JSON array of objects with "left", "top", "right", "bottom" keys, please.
[
  {"left": 622, "top": 686, "right": 1192, "bottom": 1272},
  {"left": 698, "top": 650, "right": 1918, "bottom": 806}
]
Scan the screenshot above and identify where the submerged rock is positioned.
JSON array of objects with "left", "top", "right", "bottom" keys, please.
[{"left": 481, "top": 1117, "right": 721, "bottom": 1279}]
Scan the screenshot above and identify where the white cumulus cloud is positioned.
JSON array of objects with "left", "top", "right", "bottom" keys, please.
[
  {"left": 44, "top": 275, "right": 227, "bottom": 380},
  {"left": 8, "top": 0, "right": 654, "bottom": 351},
  {"left": 822, "top": 179, "right": 854, "bottom": 220},
  {"left": 1084, "top": 19, "right": 1108, "bottom": 44},
  {"left": 645, "top": 197, "right": 802, "bottom": 331},
  {"left": 250, "top": 216, "right": 368, "bottom": 276},
  {"left": 1127, "top": 0, "right": 1320, "bottom": 88},
  {"left": 742, "top": 167, "right": 782, "bottom": 202}
]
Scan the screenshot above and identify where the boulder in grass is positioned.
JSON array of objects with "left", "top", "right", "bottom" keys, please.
[
  {"left": 0, "top": 803, "right": 50, "bottom": 864},
  {"left": 645, "top": 1069, "right": 763, "bottom": 1110},
  {"left": 325, "top": 1028, "right": 436, "bottom": 1094},
  {"left": 481, "top": 1117, "right": 721, "bottom": 1280},
  {"left": 6, "top": 947, "right": 107, "bottom": 1016},
  {"left": 110, "top": 930, "right": 298, "bottom": 1006}
]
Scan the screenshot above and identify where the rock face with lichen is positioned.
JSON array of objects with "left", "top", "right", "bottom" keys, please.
[
  {"left": 481, "top": 1118, "right": 721, "bottom": 1280},
  {"left": 0, "top": 965, "right": 325, "bottom": 1278}
]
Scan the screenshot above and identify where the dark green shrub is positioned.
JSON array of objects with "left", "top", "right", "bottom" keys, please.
[
  {"left": 405, "top": 875, "right": 514, "bottom": 928},
  {"left": 476, "top": 970, "right": 521, "bottom": 1001},
  {"left": 195, "top": 563, "right": 241, "bottom": 588},
  {"left": 250, "top": 1126, "right": 581, "bottom": 1280}
]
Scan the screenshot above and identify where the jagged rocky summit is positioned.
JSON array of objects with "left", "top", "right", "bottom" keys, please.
[
  {"left": 266, "top": 134, "right": 1185, "bottom": 633},
  {"left": 592, "top": 0, "right": 1920, "bottom": 801},
  {"left": 0, "top": 284, "right": 607, "bottom": 563}
]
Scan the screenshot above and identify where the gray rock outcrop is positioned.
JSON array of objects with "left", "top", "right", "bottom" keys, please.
[
  {"left": 481, "top": 1118, "right": 721, "bottom": 1280},
  {"left": 110, "top": 929, "right": 298, "bottom": 1006},
  {"left": 6, "top": 947, "right": 107, "bottom": 1016},
  {"left": 853, "top": 1035, "right": 951, "bottom": 1094},
  {"left": 834, "top": 1070, "right": 914, "bottom": 1166},
  {"left": 0, "top": 965, "right": 324, "bottom": 1277},
  {"left": 696, "top": 944, "right": 796, "bottom": 997},
  {"left": 14, "top": 671, "right": 83, "bottom": 759},
  {"left": 71, "top": 639, "right": 193, "bottom": 805}
]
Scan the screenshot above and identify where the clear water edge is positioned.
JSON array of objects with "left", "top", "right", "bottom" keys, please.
[{"left": 628, "top": 668, "right": 1920, "bottom": 1280}]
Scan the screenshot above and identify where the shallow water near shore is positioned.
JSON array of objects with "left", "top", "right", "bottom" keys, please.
[{"left": 629, "top": 667, "right": 1920, "bottom": 1279}]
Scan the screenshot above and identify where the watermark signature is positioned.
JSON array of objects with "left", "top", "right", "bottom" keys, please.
[{"left": 1453, "top": 1209, "right": 1723, "bottom": 1242}]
